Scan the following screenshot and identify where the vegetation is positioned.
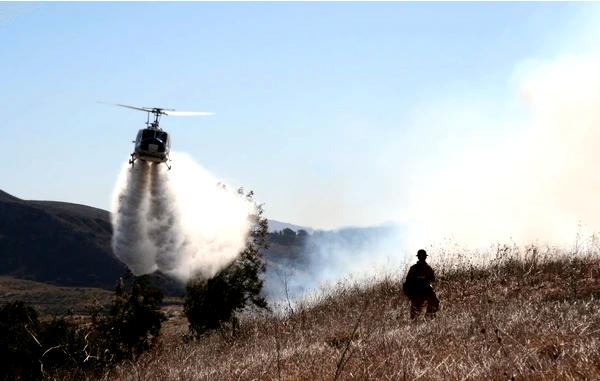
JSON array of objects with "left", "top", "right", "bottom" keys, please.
[
  {"left": 107, "top": 246, "right": 599, "bottom": 380},
  {"left": 91, "top": 273, "right": 165, "bottom": 363},
  {"left": 0, "top": 274, "right": 165, "bottom": 380},
  {"left": 269, "top": 228, "right": 309, "bottom": 246},
  {"left": 0, "top": 300, "right": 91, "bottom": 380},
  {"left": 184, "top": 191, "right": 269, "bottom": 337},
  {"left": 4, "top": 185, "right": 599, "bottom": 379}
]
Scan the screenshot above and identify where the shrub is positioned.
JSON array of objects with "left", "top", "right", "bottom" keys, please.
[
  {"left": 0, "top": 274, "right": 165, "bottom": 379},
  {"left": 92, "top": 273, "right": 166, "bottom": 362},
  {"left": 37, "top": 318, "right": 89, "bottom": 378},
  {"left": 0, "top": 301, "right": 41, "bottom": 380},
  {"left": 0, "top": 302, "right": 89, "bottom": 380}
]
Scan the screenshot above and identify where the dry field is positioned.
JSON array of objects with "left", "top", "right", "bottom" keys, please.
[
  {"left": 0, "top": 276, "right": 113, "bottom": 315},
  {"left": 107, "top": 247, "right": 600, "bottom": 380}
]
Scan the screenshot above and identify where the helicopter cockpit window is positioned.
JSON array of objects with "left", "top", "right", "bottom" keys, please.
[
  {"left": 141, "top": 130, "right": 155, "bottom": 139},
  {"left": 156, "top": 131, "right": 168, "bottom": 142}
]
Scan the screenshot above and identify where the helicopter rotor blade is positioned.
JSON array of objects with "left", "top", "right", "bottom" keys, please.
[
  {"left": 162, "top": 110, "right": 214, "bottom": 116},
  {"left": 114, "top": 103, "right": 155, "bottom": 113},
  {"left": 99, "top": 102, "right": 213, "bottom": 117}
]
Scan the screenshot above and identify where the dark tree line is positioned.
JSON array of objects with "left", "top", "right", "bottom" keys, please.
[{"left": 269, "top": 228, "right": 309, "bottom": 246}]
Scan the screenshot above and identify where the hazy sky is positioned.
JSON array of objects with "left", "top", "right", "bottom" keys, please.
[{"left": 1, "top": 2, "right": 597, "bottom": 229}]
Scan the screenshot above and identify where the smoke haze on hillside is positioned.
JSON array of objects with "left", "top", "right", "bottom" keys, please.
[
  {"left": 264, "top": 224, "right": 408, "bottom": 300},
  {"left": 266, "top": 54, "right": 600, "bottom": 300},
  {"left": 111, "top": 152, "right": 254, "bottom": 282}
]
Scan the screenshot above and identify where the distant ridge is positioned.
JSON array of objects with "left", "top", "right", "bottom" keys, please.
[{"left": 268, "top": 219, "right": 314, "bottom": 234}]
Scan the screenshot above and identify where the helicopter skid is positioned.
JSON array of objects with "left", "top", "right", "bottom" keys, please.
[
  {"left": 139, "top": 156, "right": 166, "bottom": 163},
  {"left": 130, "top": 153, "right": 171, "bottom": 170}
]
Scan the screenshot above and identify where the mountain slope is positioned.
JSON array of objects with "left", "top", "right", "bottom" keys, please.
[{"left": 0, "top": 190, "right": 125, "bottom": 288}]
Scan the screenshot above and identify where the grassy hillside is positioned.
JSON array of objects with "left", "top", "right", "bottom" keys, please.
[{"left": 102, "top": 247, "right": 600, "bottom": 380}]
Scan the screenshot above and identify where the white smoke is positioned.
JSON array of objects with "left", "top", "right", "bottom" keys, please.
[
  {"left": 111, "top": 152, "right": 255, "bottom": 282},
  {"left": 263, "top": 224, "right": 408, "bottom": 300},
  {"left": 407, "top": 54, "right": 600, "bottom": 250}
]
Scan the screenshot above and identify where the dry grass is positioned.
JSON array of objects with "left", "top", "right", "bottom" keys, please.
[
  {"left": 0, "top": 276, "right": 113, "bottom": 315},
  {"left": 106, "top": 247, "right": 600, "bottom": 380}
]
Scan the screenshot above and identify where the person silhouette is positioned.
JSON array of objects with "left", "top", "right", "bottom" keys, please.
[{"left": 403, "top": 249, "right": 440, "bottom": 319}]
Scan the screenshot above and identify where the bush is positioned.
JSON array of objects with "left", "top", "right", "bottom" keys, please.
[
  {"left": 92, "top": 273, "right": 166, "bottom": 362},
  {"left": 37, "top": 318, "right": 89, "bottom": 379},
  {"left": 0, "top": 301, "right": 41, "bottom": 380},
  {"left": 0, "top": 302, "right": 89, "bottom": 380},
  {"left": 0, "top": 274, "right": 165, "bottom": 379},
  {"left": 185, "top": 191, "right": 269, "bottom": 337}
]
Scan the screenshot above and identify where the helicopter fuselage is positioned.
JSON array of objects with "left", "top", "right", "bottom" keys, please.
[{"left": 130, "top": 128, "right": 171, "bottom": 165}]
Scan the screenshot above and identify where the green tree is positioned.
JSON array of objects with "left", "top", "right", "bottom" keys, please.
[{"left": 184, "top": 190, "right": 269, "bottom": 337}]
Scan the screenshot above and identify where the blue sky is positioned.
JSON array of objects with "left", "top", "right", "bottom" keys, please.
[{"left": 0, "top": 2, "right": 596, "bottom": 228}]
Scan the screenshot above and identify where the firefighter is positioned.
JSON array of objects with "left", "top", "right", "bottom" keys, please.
[{"left": 403, "top": 249, "right": 440, "bottom": 319}]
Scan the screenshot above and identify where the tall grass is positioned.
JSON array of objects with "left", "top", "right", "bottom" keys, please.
[{"left": 105, "top": 246, "right": 600, "bottom": 380}]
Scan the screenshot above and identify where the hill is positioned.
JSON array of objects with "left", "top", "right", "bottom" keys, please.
[
  {"left": 0, "top": 190, "right": 125, "bottom": 288},
  {"left": 106, "top": 248, "right": 600, "bottom": 380}
]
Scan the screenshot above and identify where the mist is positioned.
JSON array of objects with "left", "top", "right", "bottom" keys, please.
[{"left": 111, "top": 152, "right": 255, "bottom": 282}]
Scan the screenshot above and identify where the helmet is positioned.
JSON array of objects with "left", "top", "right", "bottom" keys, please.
[{"left": 417, "top": 249, "right": 428, "bottom": 259}]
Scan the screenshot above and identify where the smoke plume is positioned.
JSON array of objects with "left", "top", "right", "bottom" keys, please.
[
  {"left": 266, "top": 54, "right": 600, "bottom": 300},
  {"left": 111, "top": 152, "right": 255, "bottom": 282},
  {"left": 264, "top": 224, "right": 406, "bottom": 299},
  {"left": 408, "top": 54, "right": 600, "bottom": 250}
]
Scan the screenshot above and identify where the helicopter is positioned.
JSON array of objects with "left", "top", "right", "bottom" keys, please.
[{"left": 110, "top": 103, "right": 212, "bottom": 169}]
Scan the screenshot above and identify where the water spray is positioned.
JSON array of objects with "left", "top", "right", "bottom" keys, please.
[{"left": 111, "top": 152, "right": 255, "bottom": 283}]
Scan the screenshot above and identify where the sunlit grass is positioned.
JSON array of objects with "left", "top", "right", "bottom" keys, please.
[{"left": 104, "top": 245, "right": 600, "bottom": 380}]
